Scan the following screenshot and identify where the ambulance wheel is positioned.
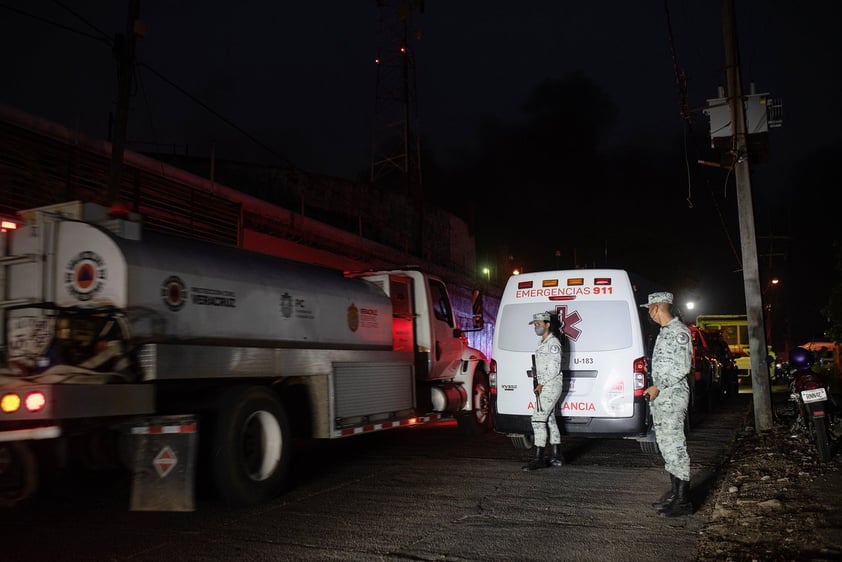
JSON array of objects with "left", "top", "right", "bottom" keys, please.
[
  {"left": 0, "top": 442, "right": 38, "bottom": 508},
  {"left": 457, "top": 371, "right": 492, "bottom": 435},
  {"left": 212, "top": 386, "right": 291, "bottom": 506}
]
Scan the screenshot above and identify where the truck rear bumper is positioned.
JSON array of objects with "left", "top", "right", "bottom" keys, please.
[
  {"left": 0, "top": 383, "right": 155, "bottom": 421},
  {"left": 0, "top": 425, "right": 61, "bottom": 442}
]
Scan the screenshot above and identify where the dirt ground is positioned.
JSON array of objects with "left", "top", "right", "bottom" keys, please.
[{"left": 693, "top": 397, "right": 842, "bottom": 561}]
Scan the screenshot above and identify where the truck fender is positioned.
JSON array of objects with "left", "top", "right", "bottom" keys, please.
[
  {"left": 453, "top": 353, "right": 491, "bottom": 412},
  {"left": 453, "top": 353, "right": 493, "bottom": 435}
]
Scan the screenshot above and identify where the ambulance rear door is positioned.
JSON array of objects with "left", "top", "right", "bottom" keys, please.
[{"left": 492, "top": 269, "right": 655, "bottom": 437}]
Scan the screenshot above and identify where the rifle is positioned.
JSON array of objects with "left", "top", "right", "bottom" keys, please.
[{"left": 532, "top": 354, "right": 542, "bottom": 412}]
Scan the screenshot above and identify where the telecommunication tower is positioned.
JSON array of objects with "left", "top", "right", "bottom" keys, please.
[{"left": 370, "top": 0, "right": 424, "bottom": 202}]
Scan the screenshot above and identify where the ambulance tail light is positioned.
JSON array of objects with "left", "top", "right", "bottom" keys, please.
[
  {"left": 632, "top": 356, "right": 648, "bottom": 397},
  {"left": 488, "top": 359, "right": 497, "bottom": 397}
]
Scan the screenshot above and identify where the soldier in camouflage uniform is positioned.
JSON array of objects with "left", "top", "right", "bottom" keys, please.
[
  {"left": 522, "top": 311, "right": 565, "bottom": 471},
  {"left": 641, "top": 292, "right": 693, "bottom": 517}
]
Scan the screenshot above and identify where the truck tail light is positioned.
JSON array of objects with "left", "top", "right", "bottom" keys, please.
[
  {"left": 25, "top": 392, "right": 47, "bottom": 412},
  {"left": 0, "top": 391, "right": 47, "bottom": 413},
  {"left": 1, "top": 393, "right": 21, "bottom": 413}
]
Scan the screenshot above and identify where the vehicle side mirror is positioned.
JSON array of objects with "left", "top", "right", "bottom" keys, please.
[
  {"left": 471, "top": 289, "right": 484, "bottom": 329},
  {"left": 457, "top": 289, "right": 485, "bottom": 332}
]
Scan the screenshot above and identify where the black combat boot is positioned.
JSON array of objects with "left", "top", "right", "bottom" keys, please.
[
  {"left": 652, "top": 473, "right": 678, "bottom": 509},
  {"left": 521, "top": 447, "right": 548, "bottom": 471},
  {"left": 549, "top": 444, "right": 564, "bottom": 467},
  {"left": 659, "top": 479, "right": 693, "bottom": 517}
]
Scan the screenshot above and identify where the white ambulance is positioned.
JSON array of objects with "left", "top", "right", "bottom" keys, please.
[{"left": 490, "top": 269, "right": 661, "bottom": 456}]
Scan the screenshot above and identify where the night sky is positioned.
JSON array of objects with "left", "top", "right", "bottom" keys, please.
[{"left": 2, "top": 1, "right": 840, "bottom": 347}]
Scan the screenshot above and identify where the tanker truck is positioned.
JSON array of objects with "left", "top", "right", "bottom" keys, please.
[{"left": 0, "top": 201, "right": 491, "bottom": 508}]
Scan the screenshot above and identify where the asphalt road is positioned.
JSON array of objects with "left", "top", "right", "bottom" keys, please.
[{"left": 0, "top": 395, "right": 753, "bottom": 562}]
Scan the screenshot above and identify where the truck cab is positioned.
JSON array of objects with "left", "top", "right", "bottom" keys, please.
[{"left": 353, "top": 269, "right": 492, "bottom": 433}]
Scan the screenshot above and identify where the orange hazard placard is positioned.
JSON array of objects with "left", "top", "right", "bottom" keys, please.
[{"left": 153, "top": 445, "right": 178, "bottom": 478}]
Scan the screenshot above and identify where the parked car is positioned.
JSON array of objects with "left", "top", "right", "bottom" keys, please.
[
  {"left": 689, "top": 325, "right": 723, "bottom": 412},
  {"left": 702, "top": 328, "right": 739, "bottom": 397}
]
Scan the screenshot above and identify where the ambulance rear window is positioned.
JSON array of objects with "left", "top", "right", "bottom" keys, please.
[{"left": 497, "top": 301, "right": 633, "bottom": 353}]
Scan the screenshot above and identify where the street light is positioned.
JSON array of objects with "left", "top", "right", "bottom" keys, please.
[
  {"left": 685, "top": 300, "right": 696, "bottom": 324},
  {"left": 482, "top": 267, "right": 490, "bottom": 281}
]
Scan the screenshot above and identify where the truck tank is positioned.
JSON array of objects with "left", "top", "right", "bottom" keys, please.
[{"left": 6, "top": 212, "right": 395, "bottom": 361}]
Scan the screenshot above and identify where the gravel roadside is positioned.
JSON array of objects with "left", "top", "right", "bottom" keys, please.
[{"left": 694, "top": 394, "right": 842, "bottom": 561}]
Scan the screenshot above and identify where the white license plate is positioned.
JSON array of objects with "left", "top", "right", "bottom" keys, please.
[{"left": 801, "top": 387, "right": 828, "bottom": 403}]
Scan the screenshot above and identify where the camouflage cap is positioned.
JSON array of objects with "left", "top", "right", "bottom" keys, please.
[
  {"left": 529, "top": 312, "right": 552, "bottom": 324},
  {"left": 640, "top": 291, "right": 674, "bottom": 308}
]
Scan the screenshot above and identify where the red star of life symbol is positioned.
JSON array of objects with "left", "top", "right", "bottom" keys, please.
[{"left": 555, "top": 306, "right": 582, "bottom": 341}]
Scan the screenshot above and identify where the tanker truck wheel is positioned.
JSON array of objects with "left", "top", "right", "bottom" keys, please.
[
  {"left": 456, "top": 371, "right": 492, "bottom": 435},
  {"left": 0, "top": 442, "right": 38, "bottom": 508},
  {"left": 212, "top": 386, "right": 291, "bottom": 506}
]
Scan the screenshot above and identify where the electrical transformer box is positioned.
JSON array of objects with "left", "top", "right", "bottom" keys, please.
[{"left": 704, "top": 93, "right": 771, "bottom": 140}]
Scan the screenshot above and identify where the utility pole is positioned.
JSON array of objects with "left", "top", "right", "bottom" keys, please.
[
  {"left": 107, "top": 0, "right": 141, "bottom": 211},
  {"left": 722, "top": 0, "right": 773, "bottom": 431}
]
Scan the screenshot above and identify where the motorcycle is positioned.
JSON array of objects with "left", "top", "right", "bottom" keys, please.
[{"left": 784, "top": 347, "right": 842, "bottom": 462}]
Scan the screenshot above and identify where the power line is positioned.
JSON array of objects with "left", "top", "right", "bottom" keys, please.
[
  {"left": 1, "top": 1, "right": 294, "bottom": 171},
  {"left": 709, "top": 176, "right": 742, "bottom": 271},
  {"left": 663, "top": 0, "right": 691, "bottom": 129},
  {"left": 0, "top": 2, "right": 111, "bottom": 45},
  {"left": 136, "top": 63, "right": 293, "bottom": 169},
  {"left": 51, "top": 0, "right": 113, "bottom": 45}
]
